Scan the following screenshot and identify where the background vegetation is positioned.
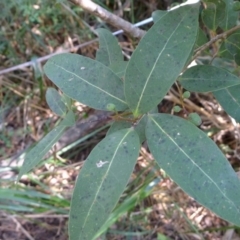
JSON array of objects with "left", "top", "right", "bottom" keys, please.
[{"left": 1, "top": 0, "right": 240, "bottom": 239}]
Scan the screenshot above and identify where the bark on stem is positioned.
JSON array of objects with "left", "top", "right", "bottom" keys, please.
[{"left": 68, "top": 0, "right": 146, "bottom": 38}]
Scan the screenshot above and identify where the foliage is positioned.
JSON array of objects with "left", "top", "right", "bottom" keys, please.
[{"left": 18, "top": 1, "right": 240, "bottom": 240}]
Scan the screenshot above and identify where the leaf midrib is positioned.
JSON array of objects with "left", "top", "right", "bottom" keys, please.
[
  {"left": 134, "top": 12, "right": 188, "bottom": 114},
  {"left": 150, "top": 116, "right": 240, "bottom": 214},
  {"left": 50, "top": 62, "right": 127, "bottom": 105},
  {"left": 80, "top": 129, "right": 132, "bottom": 240}
]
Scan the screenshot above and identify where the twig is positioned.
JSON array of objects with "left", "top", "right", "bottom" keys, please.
[
  {"left": 193, "top": 24, "right": 240, "bottom": 60},
  {"left": 68, "top": 0, "right": 146, "bottom": 38},
  {"left": 10, "top": 215, "right": 35, "bottom": 240}
]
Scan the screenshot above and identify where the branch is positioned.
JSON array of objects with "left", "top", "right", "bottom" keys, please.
[
  {"left": 68, "top": 0, "right": 146, "bottom": 38},
  {"left": 193, "top": 24, "right": 240, "bottom": 60}
]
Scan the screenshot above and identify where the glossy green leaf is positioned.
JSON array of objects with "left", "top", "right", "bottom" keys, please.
[
  {"left": 18, "top": 111, "right": 75, "bottom": 180},
  {"left": 69, "top": 128, "right": 140, "bottom": 240},
  {"left": 46, "top": 87, "right": 67, "bottom": 116},
  {"left": 146, "top": 113, "right": 240, "bottom": 226},
  {"left": 124, "top": 3, "right": 199, "bottom": 117},
  {"left": 213, "top": 85, "right": 240, "bottom": 122},
  {"left": 201, "top": 0, "right": 226, "bottom": 31},
  {"left": 96, "top": 28, "right": 123, "bottom": 66},
  {"left": 219, "top": 0, "right": 238, "bottom": 30},
  {"left": 109, "top": 61, "right": 128, "bottom": 79},
  {"left": 179, "top": 65, "right": 240, "bottom": 92},
  {"left": 44, "top": 53, "right": 127, "bottom": 111}
]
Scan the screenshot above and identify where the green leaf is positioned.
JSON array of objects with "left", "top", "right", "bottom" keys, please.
[
  {"left": 219, "top": 0, "right": 238, "bottom": 30},
  {"left": 46, "top": 87, "right": 67, "bottom": 116},
  {"left": 109, "top": 61, "right": 128, "bottom": 79},
  {"left": 60, "top": 110, "right": 75, "bottom": 126},
  {"left": 187, "top": 112, "right": 202, "bottom": 126},
  {"left": 96, "top": 28, "right": 123, "bottom": 66},
  {"left": 179, "top": 65, "right": 240, "bottom": 92},
  {"left": 69, "top": 128, "right": 140, "bottom": 240},
  {"left": 201, "top": 0, "right": 226, "bottom": 31},
  {"left": 124, "top": 3, "right": 199, "bottom": 116},
  {"left": 18, "top": 111, "right": 75, "bottom": 180},
  {"left": 195, "top": 28, "right": 208, "bottom": 49},
  {"left": 146, "top": 113, "right": 240, "bottom": 226},
  {"left": 152, "top": 10, "right": 168, "bottom": 23},
  {"left": 233, "top": 2, "right": 240, "bottom": 11},
  {"left": 62, "top": 93, "right": 72, "bottom": 109},
  {"left": 213, "top": 85, "right": 240, "bottom": 122},
  {"left": 44, "top": 53, "right": 127, "bottom": 111},
  {"left": 107, "top": 116, "right": 146, "bottom": 143},
  {"left": 218, "top": 41, "right": 235, "bottom": 60},
  {"left": 173, "top": 105, "right": 182, "bottom": 113},
  {"left": 225, "top": 32, "right": 240, "bottom": 66}
]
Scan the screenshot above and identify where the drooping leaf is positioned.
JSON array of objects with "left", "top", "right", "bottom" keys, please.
[
  {"left": 152, "top": 10, "right": 168, "bottom": 23},
  {"left": 213, "top": 85, "right": 240, "bottom": 122},
  {"left": 18, "top": 111, "right": 75, "bottom": 180},
  {"left": 219, "top": 0, "right": 238, "bottom": 30},
  {"left": 44, "top": 53, "right": 128, "bottom": 111},
  {"left": 96, "top": 28, "right": 123, "bottom": 66},
  {"left": 69, "top": 128, "right": 140, "bottom": 240},
  {"left": 46, "top": 87, "right": 67, "bottom": 116},
  {"left": 201, "top": 0, "right": 226, "bottom": 31},
  {"left": 179, "top": 65, "right": 240, "bottom": 92},
  {"left": 124, "top": 3, "right": 199, "bottom": 117},
  {"left": 146, "top": 113, "right": 240, "bottom": 226}
]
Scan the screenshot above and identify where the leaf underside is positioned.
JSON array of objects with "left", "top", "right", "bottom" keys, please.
[
  {"left": 146, "top": 113, "right": 240, "bottom": 226},
  {"left": 69, "top": 128, "right": 140, "bottom": 240},
  {"left": 124, "top": 3, "right": 199, "bottom": 116},
  {"left": 44, "top": 53, "right": 127, "bottom": 111}
]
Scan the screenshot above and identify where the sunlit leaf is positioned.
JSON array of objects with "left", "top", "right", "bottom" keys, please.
[
  {"left": 124, "top": 3, "right": 199, "bottom": 116},
  {"left": 146, "top": 113, "right": 240, "bottom": 226},
  {"left": 44, "top": 53, "right": 128, "bottom": 111},
  {"left": 69, "top": 128, "right": 140, "bottom": 240},
  {"left": 46, "top": 87, "right": 67, "bottom": 116},
  {"left": 213, "top": 85, "right": 240, "bottom": 122},
  {"left": 18, "top": 111, "right": 75, "bottom": 180},
  {"left": 179, "top": 65, "right": 240, "bottom": 92},
  {"left": 96, "top": 28, "right": 123, "bottom": 66}
]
